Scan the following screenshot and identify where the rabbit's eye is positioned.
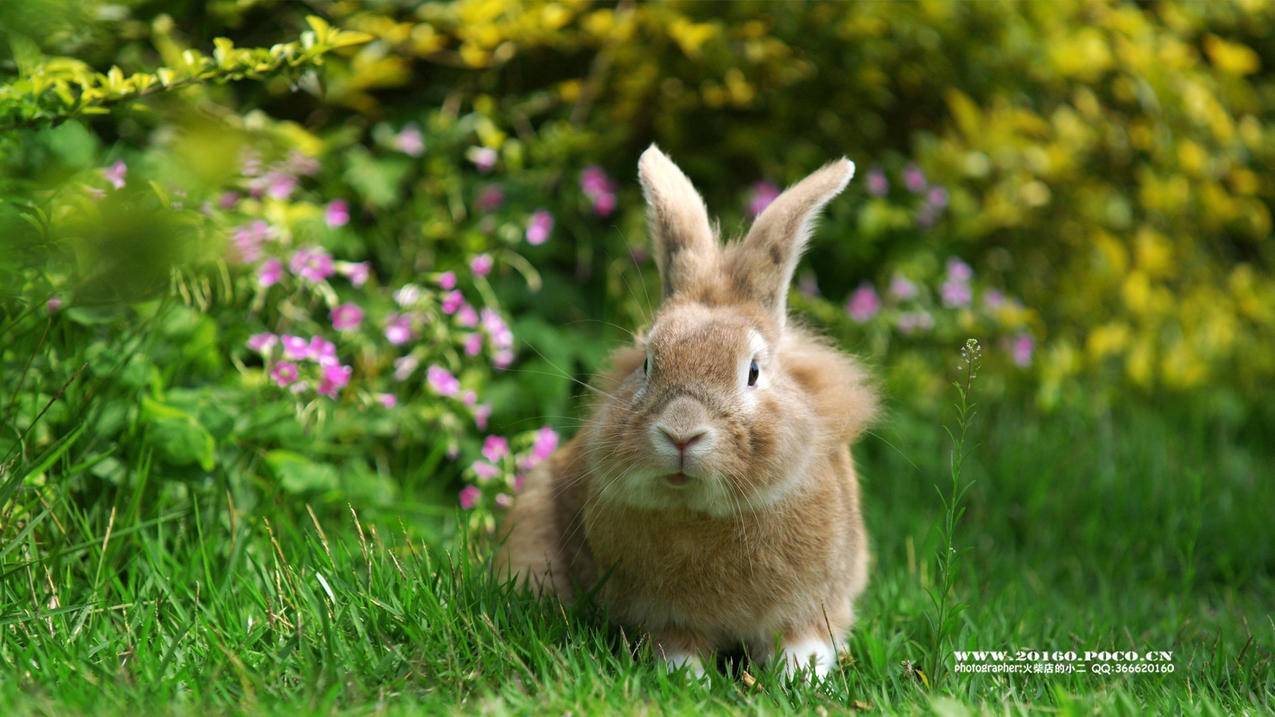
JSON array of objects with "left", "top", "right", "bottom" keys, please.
[
  {"left": 747, "top": 359, "right": 760, "bottom": 387},
  {"left": 643, "top": 356, "right": 649, "bottom": 376}
]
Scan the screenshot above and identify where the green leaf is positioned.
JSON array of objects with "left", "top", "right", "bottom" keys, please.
[
  {"left": 141, "top": 397, "right": 215, "bottom": 471},
  {"left": 265, "top": 450, "right": 339, "bottom": 494}
]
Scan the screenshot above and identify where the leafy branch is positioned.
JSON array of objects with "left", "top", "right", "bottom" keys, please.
[{"left": 0, "top": 16, "right": 372, "bottom": 131}]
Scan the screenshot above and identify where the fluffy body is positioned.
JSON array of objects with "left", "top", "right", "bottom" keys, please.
[{"left": 496, "top": 146, "right": 877, "bottom": 680}]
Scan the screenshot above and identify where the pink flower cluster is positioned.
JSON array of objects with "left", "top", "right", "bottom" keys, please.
[
  {"left": 861, "top": 162, "right": 949, "bottom": 227},
  {"left": 525, "top": 210, "right": 554, "bottom": 245},
  {"left": 847, "top": 284, "right": 881, "bottom": 323},
  {"left": 580, "top": 166, "right": 617, "bottom": 216},
  {"left": 232, "top": 221, "right": 274, "bottom": 264},
  {"left": 940, "top": 258, "right": 973, "bottom": 308},
  {"left": 460, "top": 426, "right": 560, "bottom": 510},
  {"left": 246, "top": 332, "right": 353, "bottom": 397},
  {"left": 838, "top": 258, "right": 1035, "bottom": 366},
  {"left": 240, "top": 150, "right": 318, "bottom": 201}
]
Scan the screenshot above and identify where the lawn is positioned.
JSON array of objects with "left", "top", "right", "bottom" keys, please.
[{"left": 4, "top": 398, "right": 1271, "bottom": 715}]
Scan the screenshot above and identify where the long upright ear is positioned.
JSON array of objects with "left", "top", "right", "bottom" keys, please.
[
  {"left": 730, "top": 158, "right": 854, "bottom": 327},
  {"left": 638, "top": 145, "right": 717, "bottom": 298}
]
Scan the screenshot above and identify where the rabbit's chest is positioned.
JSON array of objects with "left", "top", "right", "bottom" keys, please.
[{"left": 585, "top": 503, "right": 837, "bottom": 636}]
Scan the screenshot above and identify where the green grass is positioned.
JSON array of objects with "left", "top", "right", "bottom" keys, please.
[{"left": 3, "top": 398, "right": 1273, "bottom": 715}]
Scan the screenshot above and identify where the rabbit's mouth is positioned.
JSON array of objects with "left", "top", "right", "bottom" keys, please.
[{"left": 663, "top": 472, "right": 690, "bottom": 487}]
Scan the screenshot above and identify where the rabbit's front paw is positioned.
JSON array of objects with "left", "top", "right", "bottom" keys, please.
[
  {"left": 662, "top": 650, "right": 707, "bottom": 679},
  {"left": 777, "top": 636, "right": 837, "bottom": 682}
]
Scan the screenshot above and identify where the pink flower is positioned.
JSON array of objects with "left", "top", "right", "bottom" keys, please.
[
  {"left": 102, "top": 161, "right": 127, "bottom": 190},
  {"left": 532, "top": 427, "right": 559, "bottom": 460},
  {"left": 463, "top": 333, "right": 483, "bottom": 356},
  {"left": 467, "top": 146, "right": 498, "bottom": 172},
  {"left": 747, "top": 181, "right": 780, "bottom": 217},
  {"left": 928, "top": 186, "right": 949, "bottom": 209},
  {"left": 263, "top": 171, "right": 297, "bottom": 200},
  {"left": 384, "top": 313, "right": 414, "bottom": 345},
  {"left": 393, "top": 355, "right": 418, "bottom": 381},
  {"left": 395, "top": 124, "right": 425, "bottom": 156},
  {"left": 290, "top": 247, "right": 334, "bottom": 283},
  {"left": 286, "top": 151, "right": 320, "bottom": 176},
  {"left": 470, "top": 254, "right": 493, "bottom": 277},
  {"left": 330, "top": 303, "right": 364, "bottom": 331},
  {"left": 888, "top": 274, "right": 917, "bottom": 301},
  {"left": 581, "top": 166, "right": 613, "bottom": 195},
  {"left": 476, "top": 185, "right": 504, "bottom": 213},
  {"left": 257, "top": 258, "right": 283, "bottom": 288},
  {"left": 462, "top": 390, "right": 478, "bottom": 407},
  {"left": 492, "top": 350, "right": 515, "bottom": 369},
  {"left": 375, "top": 393, "right": 397, "bottom": 408},
  {"left": 866, "top": 167, "right": 888, "bottom": 197},
  {"left": 592, "top": 191, "right": 616, "bottom": 216},
  {"left": 580, "top": 166, "right": 617, "bottom": 217},
  {"left": 232, "top": 221, "right": 273, "bottom": 263},
  {"left": 317, "top": 363, "right": 352, "bottom": 396},
  {"left": 247, "top": 332, "right": 277, "bottom": 354},
  {"left": 473, "top": 461, "right": 501, "bottom": 482},
  {"left": 494, "top": 493, "right": 513, "bottom": 508},
  {"left": 896, "top": 310, "right": 934, "bottom": 335},
  {"left": 847, "top": 284, "right": 881, "bottom": 323},
  {"left": 308, "top": 337, "right": 338, "bottom": 366},
  {"left": 946, "top": 258, "right": 973, "bottom": 282},
  {"left": 436, "top": 271, "right": 457, "bottom": 290},
  {"left": 940, "top": 279, "right": 972, "bottom": 308},
  {"left": 325, "top": 200, "right": 350, "bottom": 228},
  {"left": 983, "top": 290, "right": 1006, "bottom": 310},
  {"left": 47, "top": 297, "right": 64, "bottom": 313},
  {"left": 281, "top": 336, "right": 310, "bottom": 360},
  {"left": 459, "top": 485, "right": 480, "bottom": 510},
  {"left": 340, "top": 261, "right": 370, "bottom": 287},
  {"left": 473, "top": 404, "right": 492, "bottom": 430},
  {"left": 218, "top": 191, "right": 240, "bottom": 210},
  {"left": 426, "top": 365, "right": 460, "bottom": 396},
  {"left": 271, "top": 361, "right": 299, "bottom": 387},
  {"left": 1011, "top": 333, "right": 1035, "bottom": 367},
  {"left": 903, "top": 163, "right": 926, "bottom": 193},
  {"left": 441, "top": 291, "right": 464, "bottom": 315},
  {"left": 525, "top": 210, "right": 554, "bottom": 245},
  {"left": 456, "top": 304, "right": 479, "bottom": 328},
  {"left": 482, "top": 435, "right": 509, "bottom": 463}
]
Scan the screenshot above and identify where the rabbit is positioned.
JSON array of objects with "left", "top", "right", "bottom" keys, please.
[{"left": 496, "top": 145, "right": 878, "bottom": 681}]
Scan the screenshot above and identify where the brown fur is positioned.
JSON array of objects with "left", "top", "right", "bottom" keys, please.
[{"left": 497, "top": 146, "right": 876, "bottom": 673}]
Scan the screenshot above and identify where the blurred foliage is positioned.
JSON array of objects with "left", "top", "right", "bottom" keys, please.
[{"left": 3, "top": 0, "right": 1274, "bottom": 519}]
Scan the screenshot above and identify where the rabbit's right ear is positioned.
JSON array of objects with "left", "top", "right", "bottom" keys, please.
[{"left": 638, "top": 145, "right": 717, "bottom": 299}]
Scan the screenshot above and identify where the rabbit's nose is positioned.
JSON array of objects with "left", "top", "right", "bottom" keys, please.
[{"left": 657, "top": 426, "right": 707, "bottom": 453}]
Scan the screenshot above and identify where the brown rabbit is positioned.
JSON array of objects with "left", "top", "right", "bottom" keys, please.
[{"left": 497, "top": 146, "right": 878, "bottom": 680}]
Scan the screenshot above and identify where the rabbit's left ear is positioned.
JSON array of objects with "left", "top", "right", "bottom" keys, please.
[{"left": 730, "top": 158, "right": 854, "bottom": 327}]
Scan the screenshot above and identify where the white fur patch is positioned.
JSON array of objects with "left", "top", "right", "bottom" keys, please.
[
  {"left": 663, "top": 650, "right": 707, "bottom": 679},
  {"left": 738, "top": 329, "right": 770, "bottom": 412},
  {"left": 777, "top": 636, "right": 838, "bottom": 681}
]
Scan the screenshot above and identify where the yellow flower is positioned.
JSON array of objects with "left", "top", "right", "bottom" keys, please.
[
  {"left": 1087, "top": 323, "right": 1131, "bottom": 360},
  {"left": 1203, "top": 34, "right": 1260, "bottom": 76}
]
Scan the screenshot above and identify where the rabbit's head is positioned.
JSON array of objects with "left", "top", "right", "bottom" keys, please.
[{"left": 586, "top": 146, "right": 874, "bottom": 517}]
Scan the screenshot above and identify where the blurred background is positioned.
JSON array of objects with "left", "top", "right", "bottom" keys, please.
[{"left": 2, "top": 0, "right": 1273, "bottom": 535}]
